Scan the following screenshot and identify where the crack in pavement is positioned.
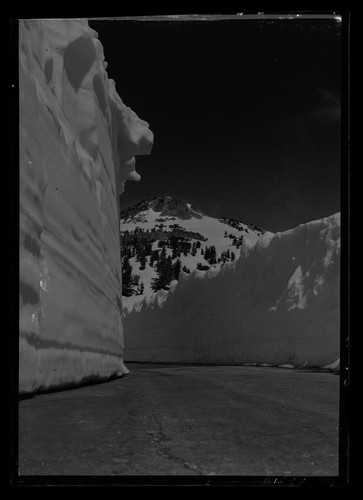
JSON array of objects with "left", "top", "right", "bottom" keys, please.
[{"left": 147, "top": 411, "right": 216, "bottom": 476}]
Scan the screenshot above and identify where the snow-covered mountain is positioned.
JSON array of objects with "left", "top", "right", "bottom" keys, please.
[
  {"left": 120, "top": 196, "right": 267, "bottom": 301},
  {"left": 123, "top": 213, "right": 341, "bottom": 370}
]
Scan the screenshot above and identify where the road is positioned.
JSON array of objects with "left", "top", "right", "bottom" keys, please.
[{"left": 18, "top": 364, "right": 340, "bottom": 477}]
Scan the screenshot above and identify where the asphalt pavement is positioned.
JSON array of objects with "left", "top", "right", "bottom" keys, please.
[{"left": 18, "top": 364, "right": 340, "bottom": 478}]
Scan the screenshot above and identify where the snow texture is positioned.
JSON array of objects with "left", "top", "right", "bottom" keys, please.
[
  {"left": 123, "top": 214, "right": 340, "bottom": 370},
  {"left": 19, "top": 19, "right": 153, "bottom": 393}
]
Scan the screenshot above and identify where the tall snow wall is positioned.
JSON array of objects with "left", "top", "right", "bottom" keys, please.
[
  {"left": 19, "top": 19, "right": 153, "bottom": 393},
  {"left": 123, "top": 214, "right": 340, "bottom": 369}
]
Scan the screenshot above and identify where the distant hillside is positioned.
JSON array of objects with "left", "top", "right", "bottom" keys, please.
[{"left": 120, "top": 196, "right": 266, "bottom": 300}]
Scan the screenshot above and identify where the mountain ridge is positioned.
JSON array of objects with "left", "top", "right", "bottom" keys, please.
[
  {"left": 120, "top": 196, "right": 268, "bottom": 299},
  {"left": 120, "top": 195, "right": 266, "bottom": 232},
  {"left": 120, "top": 196, "right": 204, "bottom": 222}
]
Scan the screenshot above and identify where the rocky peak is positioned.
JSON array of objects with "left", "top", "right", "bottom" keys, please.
[{"left": 120, "top": 196, "right": 204, "bottom": 221}]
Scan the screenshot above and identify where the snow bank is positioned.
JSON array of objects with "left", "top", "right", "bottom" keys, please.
[
  {"left": 123, "top": 214, "right": 340, "bottom": 369},
  {"left": 19, "top": 19, "right": 153, "bottom": 393}
]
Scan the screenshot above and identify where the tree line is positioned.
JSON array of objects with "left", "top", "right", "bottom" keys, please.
[{"left": 121, "top": 230, "right": 237, "bottom": 295}]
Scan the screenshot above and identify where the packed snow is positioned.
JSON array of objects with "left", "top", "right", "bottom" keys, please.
[
  {"left": 123, "top": 213, "right": 340, "bottom": 370},
  {"left": 19, "top": 19, "right": 153, "bottom": 393}
]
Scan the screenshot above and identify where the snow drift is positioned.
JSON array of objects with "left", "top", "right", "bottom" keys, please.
[
  {"left": 123, "top": 214, "right": 340, "bottom": 369},
  {"left": 19, "top": 19, "right": 153, "bottom": 393}
]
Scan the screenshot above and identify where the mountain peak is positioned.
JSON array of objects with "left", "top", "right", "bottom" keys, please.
[
  {"left": 120, "top": 196, "right": 267, "bottom": 299},
  {"left": 120, "top": 196, "right": 204, "bottom": 221}
]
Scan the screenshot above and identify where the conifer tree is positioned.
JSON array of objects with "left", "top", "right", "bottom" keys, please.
[
  {"left": 210, "top": 245, "right": 217, "bottom": 264},
  {"left": 151, "top": 247, "right": 173, "bottom": 291},
  {"left": 149, "top": 249, "right": 159, "bottom": 267},
  {"left": 121, "top": 256, "right": 134, "bottom": 296},
  {"left": 205, "top": 245, "right": 217, "bottom": 265},
  {"left": 172, "top": 259, "right": 182, "bottom": 281},
  {"left": 132, "top": 274, "right": 140, "bottom": 286},
  {"left": 139, "top": 252, "right": 147, "bottom": 270},
  {"left": 197, "top": 262, "right": 210, "bottom": 271}
]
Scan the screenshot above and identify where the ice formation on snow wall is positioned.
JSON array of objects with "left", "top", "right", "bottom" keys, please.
[
  {"left": 19, "top": 19, "right": 153, "bottom": 393},
  {"left": 123, "top": 214, "right": 340, "bottom": 369}
]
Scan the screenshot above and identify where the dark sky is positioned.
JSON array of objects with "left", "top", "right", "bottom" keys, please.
[{"left": 89, "top": 16, "right": 342, "bottom": 232}]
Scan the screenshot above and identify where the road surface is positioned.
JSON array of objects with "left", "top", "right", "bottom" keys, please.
[{"left": 18, "top": 364, "right": 340, "bottom": 477}]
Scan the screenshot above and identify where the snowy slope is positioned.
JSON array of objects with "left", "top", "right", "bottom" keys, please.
[
  {"left": 123, "top": 213, "right": 340, "bottom": 369},
  {"left": 121, "top": 197, "right": 263, "bottom": 245},
  {"left": 120, "top": 196, "right": 265, "bottom": 303},
  {"left": 19, "top": 19, "right": 153, "bottom": 393}
]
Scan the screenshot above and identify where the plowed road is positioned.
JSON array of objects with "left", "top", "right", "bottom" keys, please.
[{"left": 18, "top": 364, "right": 340, "bottom": 478}]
